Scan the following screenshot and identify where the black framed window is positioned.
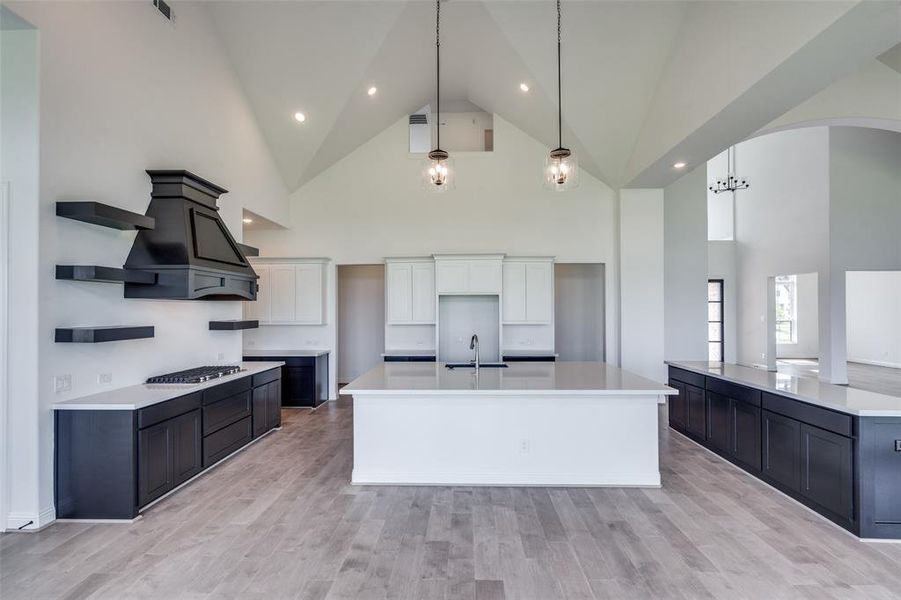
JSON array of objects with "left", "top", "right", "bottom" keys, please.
[{"left": 708, "top": 279, "right": 724, "bottom": 362}]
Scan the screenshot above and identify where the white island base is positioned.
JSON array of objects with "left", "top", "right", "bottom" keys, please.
[{"left": 341, "top": 362, "right": 676, "bottom": 487}]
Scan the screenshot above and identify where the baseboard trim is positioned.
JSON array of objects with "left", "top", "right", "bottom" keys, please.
[
  {"left": 351, "top": 469, "right": 661, "bottom": 488},
  {"left": 6, "top": 506, "right": 56, "bottom": 532},
  {"left": 848, "top": 359, "right": 901, "bottom": 370}
]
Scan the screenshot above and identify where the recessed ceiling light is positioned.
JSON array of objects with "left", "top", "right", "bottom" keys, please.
[
  {"left": 673, "top": 161, "right": 687, "bottom": 169},
  {"left": 294, "top": 112, "right": 306, "bottom": 123},
  {"left": 242, "top": 218, "right": 253, "bottom": 224},
  {"left": 519, "top": 83, "right": 530, "bottom": 92},
  {"left": 367, "top": 86, "right": 377, "bottom": 96}
]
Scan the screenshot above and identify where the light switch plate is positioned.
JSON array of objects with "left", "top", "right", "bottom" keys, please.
[
  {"left": 895, "top": 440, "right": 901, "bottom": 452},
  {"left": 54, "top": 374, "right": 72, "bottom": 393}
]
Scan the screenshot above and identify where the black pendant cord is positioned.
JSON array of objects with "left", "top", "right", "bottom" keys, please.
[
  {"left": 556, "top": 0, "right": 562, "bottom": 151},
  {"left": 435, "top": 0, "right": 441, "bottom": 152}
]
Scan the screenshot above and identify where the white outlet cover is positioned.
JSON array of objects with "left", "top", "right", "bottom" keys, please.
[
  {"left": 54, "top": 374, "right": 72, "bottom": 393},
  {"left": 98, "top": 373, "right": 112, "bottom": 385}
]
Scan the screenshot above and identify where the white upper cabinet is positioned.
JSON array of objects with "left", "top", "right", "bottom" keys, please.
[
  {"left": 386, "top": 259, "right": 435, "bottom": 324},
  {"left": 435, "top": 255, "right": 503, "bottom": 295},
  {"left": 244, "top": 259, "right": 327, "bottom": 325},
  {"left": 502, "top": 258, "right": 553, "bottom": 324}
]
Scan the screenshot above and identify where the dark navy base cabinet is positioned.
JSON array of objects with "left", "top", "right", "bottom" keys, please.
[
  {"left": 55, "top": 367, "right": 281, "bottom": 520},
  {"left": 668, "top": 366, "right": 901, "bottom": 539},
  {"left": 244, "top": 353, "right": 328, "bottom": 407}
]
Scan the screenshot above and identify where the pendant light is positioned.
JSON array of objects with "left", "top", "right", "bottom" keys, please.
[
  {"left": 424, "top": 0, "right": 453, "bottom": 191},
  {"left": 545, "top": 0, "right": 578, "bottom": 191}
]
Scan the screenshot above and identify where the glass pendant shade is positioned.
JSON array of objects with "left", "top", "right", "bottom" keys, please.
[
  {"left": 544, "top": 148, "right": 579, "bottom": 191},
  {"left": 423, "top": 149, "right": 454, "bottom": 191}
]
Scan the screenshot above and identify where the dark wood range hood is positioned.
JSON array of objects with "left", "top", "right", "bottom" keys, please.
[{"left": 124, "top": 170, "right": 257, "bottom": 300}]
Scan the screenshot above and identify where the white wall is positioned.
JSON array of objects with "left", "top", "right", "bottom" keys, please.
[
  {"left": 620, "top": 190, "right": 664, "bottom": 381},
  {"left": 732, "top": 127, "right": 831, "bottom": 369},
  {"left": 664, "top": 167, "right": 708, "bottom": 362},
  {"left": 0, "top": 18, "right": 40, "bottom": 531},
  {"left": 247, "top": 115, "right": 621, "bottom": 366},
  {"left": 776, "top": 272, "right": 820, "bottom": 359},
  {"left": 3, "top": 1, "right": 290, "bottom": 529},
  {"left": 337, "top": 265, "right": 384, "bottom": 382},
  {"left": 706, "top": 149, "right": 734, "bottom": 241},
  {"left": 846, "top": 271, "right": 901, "bottom": 369}
]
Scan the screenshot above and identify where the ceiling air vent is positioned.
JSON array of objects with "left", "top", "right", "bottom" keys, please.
[
  {"left": 152, "top": 0, "right": 172, "bottom": 21},
  {"left": 409, "top": 114, "right": 428, "bottom": 125}
]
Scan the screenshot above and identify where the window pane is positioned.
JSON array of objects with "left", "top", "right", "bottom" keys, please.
[
  {"left": 708, "top": 342, "right": 722, "bottom": 362},
  {"left": 708, "top": 322, "right": 722, "bottom": 342},
  {"left": 708, "top": 303, "right": 722, "bottom": 321},
  {"left": 708, "top": 281, "right": 722, "bottom": 301}
]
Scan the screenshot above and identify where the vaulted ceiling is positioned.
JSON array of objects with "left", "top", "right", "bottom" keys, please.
[{"left": 206, "top": 1, "right": 901, "bottom": 192}]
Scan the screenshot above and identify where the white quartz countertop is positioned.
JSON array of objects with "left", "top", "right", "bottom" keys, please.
[
  {"left": 53, "top": 362, "right": 285, "bottom": 411},
  {"left": 243, "top": 349, "right": 329, "bottom": 357},
  {"left": 341, "top": 362, "right": 676, "bottom": 396},
  {"left": 666, "top": 361, "right": 901, "bottom": 417}
]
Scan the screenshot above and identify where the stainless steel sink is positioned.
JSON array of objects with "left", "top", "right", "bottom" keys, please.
[{"left": 445, "top": 362, "right": 508, "bottom": 369}]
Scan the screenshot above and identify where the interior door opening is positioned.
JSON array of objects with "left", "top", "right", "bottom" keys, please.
[{"left": 337, "top": 265, "right": 385, "bottom": 384}]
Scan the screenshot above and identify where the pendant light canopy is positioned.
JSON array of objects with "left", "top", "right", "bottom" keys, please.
[
  {"left": 424, "top": 0, "right": 453, "bottom": 191},
  {"left": 545, "top": 0, "right": 578, "bottom": 191}
]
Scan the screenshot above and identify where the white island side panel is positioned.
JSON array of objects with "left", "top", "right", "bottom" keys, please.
[{"left": 352, "top": 393, "right": 662, "bottom": 487}]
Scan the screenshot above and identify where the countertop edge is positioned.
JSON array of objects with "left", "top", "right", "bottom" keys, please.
[
  {"left": 665, "top": 361, "right": 901, "bottom": 417},
  {"left": 340, "top": 388, "right": 676, "bottom": 397}
]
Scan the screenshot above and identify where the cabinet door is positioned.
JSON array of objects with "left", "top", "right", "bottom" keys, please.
[
  {"left": 801, "top": 424, "right": 853, "bottom": 520},
  {"left": 387, "top": 263, "right": 413, "bottom": 323},
  {"left": 469, "top": 261, "right": 502, "bottom": 293},
  {"left": 732, "top": 401, "right": 761, "bottom": 471},
  {"left": 295, "top": 264, "right": 324, "bottom": 324},
  {"left": 685, "top": 384, "right": 707, "bottom": 439},
  {"left": 284, "top": 366, "right": 315, "bottom": 407},
  {"left": 502, "top": 263, "right": 526, "bottom": 322},
  {"left": 171, "top": 410, "right": 202, "bottom": 486},
  {"left": 268, "top": 380, "right": 282, "bottom": 429},
  {"left": 525, "top": 262, "right": 552, "bottom": 323},
  {"left": 269, "top": 265, "right": 296, "bottom": 322},
  {"left": 762, "top": 410, "right": 801, "bottom": 492},
  {"left": 138, "top": 421, "right": 173, "bottom": 507},
  {"left": 668, "top": 381, "right": 687, "bottom": 430},
  {"left": 252, "top": 385, "right": 269, "bottom": 438},
  {"left": 436, "top": 261, "right": 469, "bottom": 293},
  {"left": 411, "top": 263, "right": 436, "bottom": 323},
  {"left": 245, "top": 265, "right": 270, "bottom": 323},
  {"left": 707, "top": 391, "right": 731, "bottom": 453}
]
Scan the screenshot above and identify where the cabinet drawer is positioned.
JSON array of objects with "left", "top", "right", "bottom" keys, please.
[
  {"left": 706, "top": 378, "right": 761, "bottom": 406},
  {"left": 138, "top": 392, "right": 201, "bottom": 430},
  {"left": 202, "top": 376, "right": 251, "bottom": 405},
  {"left": 668, "top": 367, "right": 705, "bottom": 388},
  {"left": 762, "top": 393, "right": 852, "bottom": 437},
  {"left": 203, "top": 416, "right": 252, "bottom": 467},
  {"left": 252, "top": 367, "right": 281, "bottom": 387},
  {"left": 203, "top": 391, "right": 251, "bottom": 435}
]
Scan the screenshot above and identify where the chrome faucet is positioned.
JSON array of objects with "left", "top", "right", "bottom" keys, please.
[{"left": 470, "top": 334, "right": 480, "bottom": 370}]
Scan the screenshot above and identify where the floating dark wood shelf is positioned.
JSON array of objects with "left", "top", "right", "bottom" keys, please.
[
  {"left": 56, "top": 265, "right": 157, "bottom": 285},
  {"left": 209, "top": 320, "right": 259, "bottom": 331},
  {"left": 56, "top": 201, "right": 155, "bottom": 231},
  {"left": 55, "top": 326, "right": 155, "bottom": 343},
  {"left": 237, "top": 243, "right": 259, "bottom": 257}
]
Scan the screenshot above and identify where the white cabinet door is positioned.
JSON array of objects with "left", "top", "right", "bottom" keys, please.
[
  {"left": 411, "top": 262, "right": 436, "bottom": 322},
  {"left": 387, "top": 263, "right": 413, "bottom": 323},
  {"left": 294, "top": 263, "right": 324, "bottom": 324},
  {"left": 502, "top": 262, "right": 526, "bottom": 322},
  {"left": 245, "top": 264, "right": 271, "bottom": 323},
  {"left": 469, "top": 261, "right": 502, "bottom": 293},
  {"left": 269, "top": 266, "right": 296, "bottom": 322},
  {"left": 436, "top": 261, "right": 469, "bottom": 294},
  {"left": 525, "top": 262, "right": 552, "bottom": 323}
]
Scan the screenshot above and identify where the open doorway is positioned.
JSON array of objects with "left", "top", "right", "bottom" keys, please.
[
  {"left": 770, "top": 272, "right": 820, "bottom": 377},
  {"left": 555, "top": 264, "right": 605, "bottom": 361},
  {"left": 843, "top": 271, "right": 901, "bottom": 397},
  {"left": 337, "top": 265, "right": 385, "bottom": 384}
]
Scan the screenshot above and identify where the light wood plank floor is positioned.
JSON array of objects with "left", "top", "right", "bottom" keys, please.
[{"left": 3, "top": 397, "right": 901, "bottom": 600}]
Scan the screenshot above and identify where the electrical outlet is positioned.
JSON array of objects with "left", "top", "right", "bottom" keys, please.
[
  {"left": 217, "top": 353, "right": 225, "bottom": 361},
  {"left": 895, "top": 440, "right": 901, "bottom": 452},
  {"left": 519, "top": 439, "right": 530, "bottom": 454},
  {"left": 761, "top": 353, "right": 767, "bottom": 360},
  {"left": 98, "top": 373, "right": 112, "bottom": 385},
  {"left": 54, "top": 374, "right": 72, "bottom": 393}
]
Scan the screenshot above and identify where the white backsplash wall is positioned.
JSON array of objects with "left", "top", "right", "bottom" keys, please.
[
  {"left": 501, "top": 324, "right": 555, "bottom": 353},
  {"left": 438, "top": 296, "right": 500, "bottom": 363},
  {"left": 385, "top": 325, "right": 436, "bottom": 354}
]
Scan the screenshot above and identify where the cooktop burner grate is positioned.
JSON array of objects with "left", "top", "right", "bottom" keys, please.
[{"left": 146, "top": 365, "right": 241, "bottom": 384}]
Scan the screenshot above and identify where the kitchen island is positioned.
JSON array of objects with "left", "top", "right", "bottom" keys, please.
[{"left": 341, "top": 362, "right": 676, "bottom": 487}]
